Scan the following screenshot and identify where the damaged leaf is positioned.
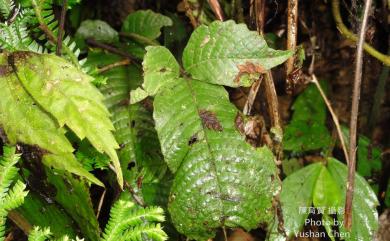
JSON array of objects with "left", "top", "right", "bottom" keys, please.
[
  {"left": 143, "top": 46, "right": 280, "bottom": 240},
  {"left": 10, "top": 52, "right": 122, "bottom": 188},
  {"left": 182, "top": 20, "right": 292, "bottom": 87}
]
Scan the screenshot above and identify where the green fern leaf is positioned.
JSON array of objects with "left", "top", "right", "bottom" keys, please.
[
  {"left": 9, "top": 52, "right": 123, "bottom": 188},
  {"left": 120, "top": 224, "right": 167, "bottom": 241},
  {"left": 1, "top": 180, "right": 28, "bottom": 211},
  {"left": 102, "top": 196, "right": 166, "bottom": 241},
  {"left": 0, "top": 0, "right": 13, "bottom": 18},
  {"left": 87, "top": 51, "right": 166, "bottom": 184},
  {"left": 137, "top": 46, "right": 280, "bottom": 240},
  {"left": 0, "top": 146, "right": 28, "bottom": 241},
  {"left": 45, "top": 169, "right": 101, "bottom": 241},
  {"left": 182, "top": 20, "right": 292, "bottom": 87},
  {"left": 16, "top": 192, "right": 77, "bottom": 238},
  {"left": 28, "top": 227, "right": 52, "bottom": 241}
]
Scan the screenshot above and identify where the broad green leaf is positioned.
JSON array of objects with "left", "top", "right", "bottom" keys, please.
[
  {"left": 284, "top": 83, "right": 332, "bottom": 152},
  {"left": 313, "top": 165, "right": 341, "bottom": 209},
  {"left": 76, "top": 20, "right": 118, "bottom": 44},
  {"left": 327, "top": 158, "right": 379, "bottom": 241},
  {"left": 121, "top": 10, "right": 172, "bottom": 40},
  {"left": 16, "top": 192, "right": 77, "bottom": 239},
  {"left": 279, "top": 163, "right": 322, "bottom": 237},
  {"left": 10, "top": 52, "right": 122, "bottom": 188},
  {"left": 144, "top": 46, "right": 280, "bottom": 240},
  {"left": 182, "top": 20, "right": 292, "bottom": 87},
  {"left": 0, "top": 55, "right": 102, "bottom": 186},
  {"left": 0, "top": 54, "right": 73, "bottom": 155},
  {"left": 87, "top": 51, "right": 167, "bottom": 183},
  {"left": 45, "top": 169, "right": 101, "bottom": 241},
  {"left": 130, "top": 46, "right": 180, "bottom": 103},
  {"left": 283, "top": 121, "right": 332, "bottom": 152}
]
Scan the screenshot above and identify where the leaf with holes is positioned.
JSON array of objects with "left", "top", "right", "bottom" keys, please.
[
  {"left": 139, "top": 46, "right": 279, "bottom": 240},
  {"left": 9, "top": 52, "right": 122, "bottom": 188},
  {"left": 182, "top": 20, "right": 292, "bottom": 87},
  {"left": 87, "top": 51, "right": 167, "bottom": 184}
]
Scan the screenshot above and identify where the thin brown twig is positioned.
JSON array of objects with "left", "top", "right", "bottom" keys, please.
[
  {"left": 183, "top": 0, "right": 199, "bottom": 28},
  {"left": 56, "top": 0, "right": 68, "bottom": 56},
  {"left": 86, "top": 38, "right": 140, "bottom": 65},
  {"left": 345, "top": 0, "right": 373, "bottom": 230},
  {"left": 311, "top": 74, "right": 349, "bottom": 165},
  {"left": 96, "top": 189, "right": 106, "bottom": 218},
  {"left": 243, "top": 0, "right": 265, "bottom": 116},
  {"left": 207, "top": 0, "right": 224, "bottom": 21},
  {"left": 243, "top": 76, "right": 263, "bottom": 115},
  {"left": 254, "top": 0, "right": 266, "bottom": 34},
  {"left": 98, "top": 59, "right": 131, "bottom": 74},
  {"left": 286, "top": 0, "right": 298, "bottom": 77}
]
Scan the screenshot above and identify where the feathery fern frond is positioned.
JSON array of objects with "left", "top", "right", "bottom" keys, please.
[
  {"left": 102, "top": 198, "right": 167, "bottom": 241},
  {"left": 30, "top": 0, "right": 82, "bottom": 67},
  {"left": 28, "top": 226, "right": 84, "bottom": 241},
  {"left": 0, "top": 0, "right": 14, "bottom": 18},
  {"left": 1, "top": 180, "right": 28, "bottom": 211},
  {"left": 0, "top": 0, "right": 43, "bottom": 53},
  {"left": 120, "top": 224, "right": 167, "bottom": 241},
  {"left": 0, "top": 146, "right": 28, "bottom": 241},
  {"left": 28, "top": 227, "right": 52, "bottom": 241},
  {"left": 0, "top": 146, "right": 22, "bottom": 200}
]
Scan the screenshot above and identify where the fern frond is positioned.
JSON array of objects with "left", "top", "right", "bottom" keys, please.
[
  {"left": 0, "top": 8, "right": 43, "bottom": 52},
  {"left": 102, "top": 198, "right": 166, "bottom": 241},
  {"left": 0, "top": 146, "right": 21, "bottom": 200},
  {"left": 1, "top": 180, "right": 28, "bottom": 211},
  {"left": 120, "top": 224, "right": 168, "bottom": 241},
  {"left": 0, "top": 0, "right": 13, "bottom": 18},
  {"left": 28, "top": 227, "right": 52, "bottom": 241},
  {"left": 0, "top": 146, "right": 27, "bottom": 241},
  {"left": 28, "top": 226, "right": 85, "bottom": 241},
  {"left": 30, "top": 0, "right": 82, "bottom": 67}
]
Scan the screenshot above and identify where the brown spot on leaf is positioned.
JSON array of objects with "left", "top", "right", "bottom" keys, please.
[
  {"left": 234, "top": 62, "right": 266, "bottom": 84},
  {"left": 159, "top": 67, "right": 166, "bottom": 72},
  {"left": 188, "top": 133, "right": 198, "bottom": 146},
  {"left": 9, "top": 51, "right": 35, "bottom": 64},
  {"left": 0, "top": 65, "right": 12, "bottom": 76},
  {"left": 198, "top": 109, "right": 223, "bottom": 131}
]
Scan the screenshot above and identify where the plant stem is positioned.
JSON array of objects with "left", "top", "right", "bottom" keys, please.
[
  {"left": 331, "top": 0, "right": 390, "bottom": 66},
  {"left": 345, "top": 0, "right": 372, "bottom": 230},
  {"left": 183, "top": 0, "right": 199, "bottom": 28},
  {"left": 85, "top": 38, "right": 140, "bottom": 66},
  {"left": 207, "top": 0, "right": 224, "bottom": 21},
  {"left": 286, "top": 0, "right": 298, "bottom": 76},
  {"left": 311, "top": 75, "right": 349, "bottom": 164},
  {"left": 56, "top": 0, "right": 68, "bottom": 56},
  {"left": 97, "top": 59, "right": 131, "bottom": 74},
  {"left": 119, "top": 32, "right": 160, "bottom": 46}
]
